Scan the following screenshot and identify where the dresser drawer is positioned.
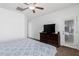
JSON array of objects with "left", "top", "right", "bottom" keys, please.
[{"left": 40, "top": 32, "right": 60, "bottom": 47}]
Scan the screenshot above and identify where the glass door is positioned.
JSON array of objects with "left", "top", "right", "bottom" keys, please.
[{"left": 65, "top": 20, "right": 74, "bottom": 44}]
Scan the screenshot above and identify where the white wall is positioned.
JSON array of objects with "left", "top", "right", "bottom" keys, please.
[
  {"left": 0, "top": 8, "right": 26, "bottom": 42},
  {"left": 28, "top": 5, "right": 79, "bottom": 46}
]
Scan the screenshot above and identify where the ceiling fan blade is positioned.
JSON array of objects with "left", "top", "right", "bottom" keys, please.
[
  {"left": 33, "top": 3, "right": 37, "bottom": 5},
  {"left": 35, "top": 7, "right": 44, "bottom": 10},
  {"left": 16, "top": 7, "right": 28, "bottom": 11},
  {"left": 24, "top": 3, "right": 31, "bottom": 5},
  {"left": 32, "top": 10, "right": 35, "bottom": 13},
  {"left": 16, "top": 7, "right": 25, "bottom": 11},
  {"left": 24, "top": 3, "right": 36, "bottom": 5}
]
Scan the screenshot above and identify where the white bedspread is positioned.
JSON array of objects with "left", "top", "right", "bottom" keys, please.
[{"left": 0, "top": 38, "right": 57, "bottom": 56}]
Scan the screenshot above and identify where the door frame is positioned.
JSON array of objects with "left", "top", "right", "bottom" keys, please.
[{"left": 62, "top": 16, "right": 77, "bottom": 48}]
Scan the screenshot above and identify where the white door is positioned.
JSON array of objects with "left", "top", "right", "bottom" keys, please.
[{"left": 63, "top": 16, "right": 78, "bottom": 49}]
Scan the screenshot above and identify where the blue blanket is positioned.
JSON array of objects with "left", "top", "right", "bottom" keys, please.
[{"left": 0, "top": 38, "right": 57, "bottom": 56}]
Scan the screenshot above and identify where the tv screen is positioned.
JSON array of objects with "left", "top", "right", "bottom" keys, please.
[{"left": 44, "top": 24, "right": 55, "bottom": 33}]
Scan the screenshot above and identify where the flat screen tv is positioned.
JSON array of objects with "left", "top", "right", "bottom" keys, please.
[{"left": 44, "top": 24, "right": 55, "bottom": 33}]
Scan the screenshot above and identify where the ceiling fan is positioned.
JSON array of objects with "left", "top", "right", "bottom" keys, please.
[{"left": 16, "top": 3, "right": 44, "bottom": 13}]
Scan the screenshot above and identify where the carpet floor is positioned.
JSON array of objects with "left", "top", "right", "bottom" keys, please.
[{"left": 56, "top": 46, "right": 79, "bottom": 56}]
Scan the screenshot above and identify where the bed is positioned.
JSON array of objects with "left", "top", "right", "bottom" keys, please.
[{"left": 0, "top": 38, "right": 57, "bottom": 56}]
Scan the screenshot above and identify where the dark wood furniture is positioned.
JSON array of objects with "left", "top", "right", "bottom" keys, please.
[{"left": 40, "top": 32, "right": 60, "bottom": 47}]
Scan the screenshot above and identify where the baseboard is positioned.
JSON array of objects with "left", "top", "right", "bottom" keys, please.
[
  {"left": 61, "top": 46, "right": 79, "bottom": 50},
  {"left": 27, "top": 37, "right": 40, "bottom": 41}
]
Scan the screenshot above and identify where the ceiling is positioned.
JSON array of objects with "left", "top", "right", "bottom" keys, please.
[{"left": 0, "top": 3, "right": 78, "bottom": 21}]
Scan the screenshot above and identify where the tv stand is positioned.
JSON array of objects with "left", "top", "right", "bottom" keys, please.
[{"left": 40, "top": 32, "right": 60, "bottom": 47}]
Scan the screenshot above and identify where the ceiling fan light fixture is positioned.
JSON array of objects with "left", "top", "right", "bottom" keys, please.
[{"left": 29, "top": 6, "right": 35, "bottom": 10}]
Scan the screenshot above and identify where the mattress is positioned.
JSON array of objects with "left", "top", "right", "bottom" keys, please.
[{"left": 0, "top": 38, "right": 57, "bottom": 56}]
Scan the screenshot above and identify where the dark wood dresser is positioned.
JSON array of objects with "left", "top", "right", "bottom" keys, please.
[{"left": 40, "top": 32, "right": 60, "bottom": 47}]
